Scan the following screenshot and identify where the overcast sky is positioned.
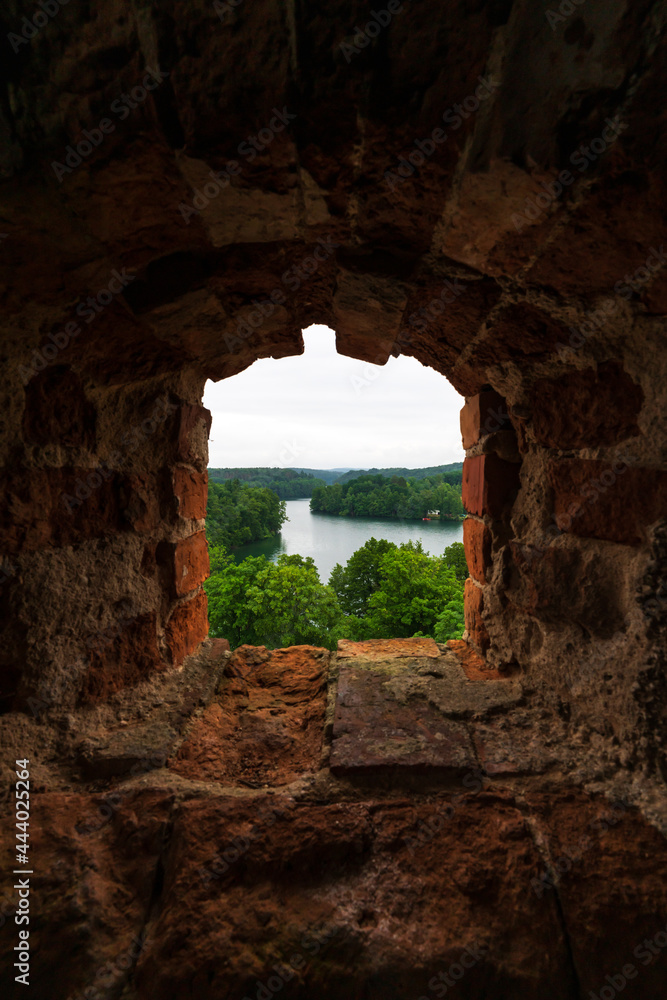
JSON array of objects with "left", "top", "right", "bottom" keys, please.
[{"left": 203, "top": 325, "right": 464, "bottom": 470}]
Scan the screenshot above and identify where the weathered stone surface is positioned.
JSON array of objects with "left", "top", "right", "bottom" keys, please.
[
  {"left": 332, "top": 664, "right": 476, "bottom": 776},
  {"left": 22, "top": 366, "right": 96, "bottom": 450},
  {"left": 338, "top": 637, "right": 440, "bottom": 659},
  {"left": 0, "top": 467, "right": 124, "bottom": 554},
  {"left": 333, "top": 268, "right": 406, "bottom": 362},
  {"left": 530, "top": 362, "right": 644, "bottom": 449},
  {"left": 331, "top": 645, "right": 522, "bottom": 776},
  {"left": 548, "top": 459, "right": 667, "bottom": 546},
  {"left": 464, "top": 579, "right": 490, "bottom": 654},
  {"left": 130, "top": 789, "right": 667, "bottom": 1000},
  {"left": 80, "top": 612, "right": 163, "bottom": 705},
  {"left": 174, "top": 403, "right": 212, "bottom": 470},
  {"left": 460, "top": 390, "right": 509, "bottom": 449},
  {"left": 159, "top": 530, "right": 210, "bottom": 597},
  {"left": 1, "top": 636, "right": 667, "bottom": 999},
  {"left": 173, "top": 467, "right": 208, "bottom": 520},
  {"left": 446, "top": 639, "right": 504, "bottom": 680},
  {"left": 397, "top": 277, "right": 502, "bottom": 392},
  {"left": 462, "top": 454, "right": 521, "bottom": 519},
  {"left": 524, "top": 171, "right": 667, "bottom": 298},
  {"left": 524, "top": 789, "right": 667, "bottom": 997},
  {"left": 119, "top": 473, "right": 162, "bottom": 533},
  {"left": 471, "top": 712, "right": 574, "bottom": 776},
  {"left": 468, "top": 303, "right": 572, "bottom": 366},
  {"left": 1, "top": 777, "right": 664, "bottom": 1000},
  {"left": 210, "top": 636, "right": 231, "bottom": 655},
  {"left": 78, "top": 721, "right": 176, "bottom": 779},
  {"left": 0, "top": 790, "right": 171, "bottom": 1000},
  {"left": 165, "top": 589, "right": 209, "bottom": 665},
  {"left": 170, "top": 645, "right": 329, "bottom": 786},
  {"left": 463, "top": 516, "right": 492, "bottom": 584},
  {"left": 506, "top": 539, "right": 625, "bottom": 637}
]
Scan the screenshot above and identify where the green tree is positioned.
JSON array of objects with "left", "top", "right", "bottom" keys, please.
[
  {"left": 205, "top": 540, "right": 465, "bottom": 650},
  {"left": 443, "top": 541, "right": 468, "bottom": 582},
  {"left": 364, "top": 542, "right": 464, "bottom": 640},
  {"left": 204, "top": 551, "right": 268, "bottom": 646},
  {"left": 311, "top": 473, "right": 464, "bottom": 521},
  {"left": 329, "top": 537, "right": 398, "bottom": 616},
  {"left": 208, "top": 467, "right": 330, "bottom": 499},
  {"left": 206, "top": 480, "right": 287, "bottom": 549},
  {"left": 246, "top": 554, "right": 344, "bottom": 648},
  {"left": 434, "top": 599, "right": 466, "bottom": 642}
]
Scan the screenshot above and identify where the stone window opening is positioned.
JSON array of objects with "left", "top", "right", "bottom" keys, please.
[
  {"left": 1, "top": 329, "right": 530, "bottom": 718},
  {"left": 199, "top": 323, "right": 477, "bottom": 658}
]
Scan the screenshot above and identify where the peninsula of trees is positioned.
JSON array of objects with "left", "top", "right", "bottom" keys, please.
[
  {"left": 206, "top": 480, "right": 287, "bottom": 549},
  {"left": 334, "top": 462, "right": 463, "bottom": 485},
  {"left": 310, "top": 473, "right": 465, "bottom": 520},
  {"left": 207, "top": 463, "right": 464, "bottom": 499}
]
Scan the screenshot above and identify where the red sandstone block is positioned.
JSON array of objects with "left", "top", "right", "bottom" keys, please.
[
  {"left": 174, "top": 468, "right": 208, "bottom": 520},
  {"left": 507, "top": 540, "right": 622, "bottom": 637},
  {"left": 0, "top": 467, "right": 124, "bottom": 555},
  {"left": 80, "top": 613, "right": 162, "bottom": 704},
  {"left": 530, "top": 363, "right": 643, "bottom": 449},
  {"left": 171, "top": 646, "right": 329, "bottom": 785},
  {"left": 463, "top": 517, "right": 492, "bottom": 584},
  {"left": 23, "top": 367, "right": 96, "bottom": 449},
  {"left": 331, "top": 666, "right": 476, "bottom": 775},
  {"left": 337, "top": 637, "right": 440, "bottom": 659},
  {"left": 172, "top": 531, "right": 209, "bottom": 596},
  {"left": 176, "top": 404, "right": 211, "bottom": 468},
  {"left": 166, "top": 590, "right": 208, "bottom": 665},
  {"left": 460, "top": 390, "right": 508, "bottom": 450},
  {"left": 446, "top": 640, "right": 503, "bottom": 679},
  {"left": 462, "top": 454, "right": 521, "bottom": 518},
  {"left": 120, "top": 474, "right": 161, "bottom": 532},
  {"left": 548, "top": 458, "right": 667, "bottom": 546},
  {"left": 465, "top": 578, "right": 490, "bottom": 654},
  {"left": 210, "top": 637, "right": 231, "bottom": 655},
  {"left": 471, "top": 303, "right": 571, "bottom": 365}
]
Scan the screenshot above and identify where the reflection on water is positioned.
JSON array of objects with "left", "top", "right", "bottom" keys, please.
[{"left": 232, "top": 499, "right": 465, "bottom": 583}]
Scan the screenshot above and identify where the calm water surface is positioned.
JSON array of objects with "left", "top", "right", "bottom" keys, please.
[{"left": 233, "top": 499, "right": 464, "bottom": 582}]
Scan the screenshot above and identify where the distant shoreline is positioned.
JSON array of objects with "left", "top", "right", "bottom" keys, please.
[{"left": 310, "top": 509, "right": 465, "bottom": 523}]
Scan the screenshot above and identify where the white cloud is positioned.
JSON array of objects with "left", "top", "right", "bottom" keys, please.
[{"left": 203, "top": 325, "right": 464, "bottom": 469}]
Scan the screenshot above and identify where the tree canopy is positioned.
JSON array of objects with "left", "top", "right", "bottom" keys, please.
[
  {"left": 310, "top": 473, "right": 465, "bottom": 520},
  {"left": 206, "top": 479, "right": 286, "bottom": 548},
  {"left": 205, "top": 537, "right": 468, "bottom": 650},
  {"left": 208, "top": 467, "right": 327, "bottom": 498}
]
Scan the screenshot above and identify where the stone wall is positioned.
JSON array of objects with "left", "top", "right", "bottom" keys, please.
[
  {"left": 1, "top": 638, "right": 666, "bottom": 1000},
  {"left": 1, "top": 2, "right": 666, "bottom": 995},
  {"left": 1, "top": 370, "right": 211, "bottom": 711},
  {"left": 0, "top": 1, "right": 666, "bottom": 765}
]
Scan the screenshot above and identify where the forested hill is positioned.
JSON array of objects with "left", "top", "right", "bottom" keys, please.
[
  {"left": 290, "top": 468, "right": 352, "bottom": 485},
  {"left": 208, "top": 467, "right": 327, "bottom": 499},
  {"left": 310, "top": 473, "right": 465, "bottom": 520},
  {"left": 208, "top": 464, "right": 464, "bottom": 498},
  {"left": 335, "top": 463, "right": 463, "bottom": 486}
]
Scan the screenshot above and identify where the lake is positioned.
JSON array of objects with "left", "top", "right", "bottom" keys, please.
[{"left": 232, "top": 498, "right": 464, "bottom": 582}]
